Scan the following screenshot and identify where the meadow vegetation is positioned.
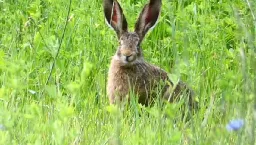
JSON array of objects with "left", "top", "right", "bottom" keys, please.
[{"left": 0, "top": 0, "right": 255, "bottom": 144}]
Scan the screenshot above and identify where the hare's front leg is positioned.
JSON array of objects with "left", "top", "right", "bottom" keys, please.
[{"left": 107, "top": 84, "right": 130, "bottom": 104}]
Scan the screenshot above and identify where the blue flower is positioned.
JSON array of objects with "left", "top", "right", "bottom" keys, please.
[
  {"left": 0, "top": 124, "right": 6, "bottom": 131},
  {"left": 226, "top": 119, "right": 244, "bottom": 131}
]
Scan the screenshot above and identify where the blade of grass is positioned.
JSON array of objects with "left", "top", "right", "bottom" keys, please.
[
  {"left": 244, "top": 1, "right": 256, "bottom": 144},
  {"left": 46, "top": 0, "right": 72, "bottom": 85}
]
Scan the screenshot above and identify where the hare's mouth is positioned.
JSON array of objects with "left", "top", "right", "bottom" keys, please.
[
  {"left": 114, "top": 54, "right": 138, "bottom": 66},
  {"left": 113, "top": 54, "right": 137, "bottom": 67},
  {"left": 124, "top": 54, "right": 135, "bottom": 62},
  {"left": 121, "top": 54, "right": 136, "bottom": 64}
]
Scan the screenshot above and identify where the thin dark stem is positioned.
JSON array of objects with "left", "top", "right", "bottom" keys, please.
[{"left": 46, "top": 0, "right": 72, "bottom": 85}]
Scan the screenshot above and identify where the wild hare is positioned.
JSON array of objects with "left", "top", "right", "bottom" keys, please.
[{"left": 104, "top": 0, "right": 198, "bottom": 109}]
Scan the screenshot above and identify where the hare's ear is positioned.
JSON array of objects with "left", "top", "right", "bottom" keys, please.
[
  {"left": 135, "top": 0, "right": 161, "bottom": 41},
  {"left": 103, "top": 0, "right": 128, "bottom": 38}
]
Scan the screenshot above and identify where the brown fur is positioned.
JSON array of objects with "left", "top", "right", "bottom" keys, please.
[
  {"left": 104, "top": 0, "right": 196, "bottom": 108},
  {"left": 107, "top": 53, "right": 168, "bottom": 105},
  {"left": 107, "top": 47, "right": 194, "bottom": 106}
]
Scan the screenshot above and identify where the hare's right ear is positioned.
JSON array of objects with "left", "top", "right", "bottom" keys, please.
[{"left": 103, "top": 0, "right": 128, "bottom": 38}]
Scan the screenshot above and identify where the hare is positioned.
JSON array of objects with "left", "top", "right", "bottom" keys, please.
[{"left": 104, "top": 0, "right": 196, "bottom": 108}]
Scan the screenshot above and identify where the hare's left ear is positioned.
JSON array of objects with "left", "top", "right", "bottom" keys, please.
[
  {"left": 135, "top": 0, "right": 162, "bottom": 41},
  {"left": 103, "top": 0, "right": 128, "bottom": 38}
]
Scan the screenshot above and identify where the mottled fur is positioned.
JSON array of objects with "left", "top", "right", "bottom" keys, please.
[{"left": 104, "top": 0, "right": 196, "bottom": 107}]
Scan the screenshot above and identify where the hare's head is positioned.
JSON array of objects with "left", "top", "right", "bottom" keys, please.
[{"left": 103, "top": 0, "right": 162, "bottom": 66}]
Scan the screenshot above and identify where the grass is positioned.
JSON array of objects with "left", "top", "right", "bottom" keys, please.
[{"left": 0, "top": 0, "right": 255, "bottom": 144}]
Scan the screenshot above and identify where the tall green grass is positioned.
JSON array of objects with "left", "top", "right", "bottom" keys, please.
[{"left": 0, "top": 0, "right": 255, "bottom": 144}]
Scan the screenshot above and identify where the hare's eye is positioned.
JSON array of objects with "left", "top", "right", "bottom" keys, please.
[{"left": 136, "top": 46, "right": 140, "bottom": 51}]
